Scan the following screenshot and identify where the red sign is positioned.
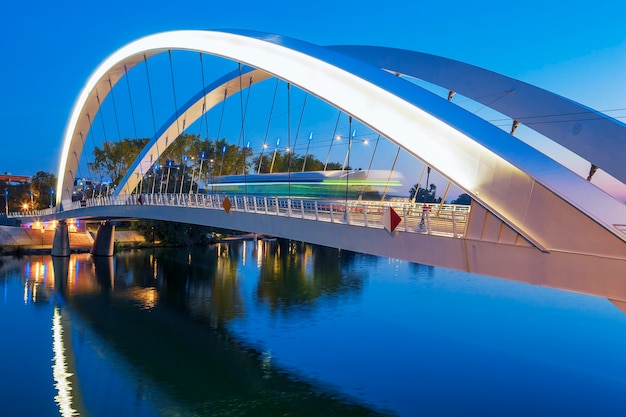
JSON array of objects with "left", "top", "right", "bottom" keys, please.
[{"left": 382, "top": 207, "right": 401, "bottom": 234}]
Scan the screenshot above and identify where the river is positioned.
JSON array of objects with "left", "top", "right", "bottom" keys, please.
[{"left": 1, "top": 239, "right": 625, "bottom": 416}]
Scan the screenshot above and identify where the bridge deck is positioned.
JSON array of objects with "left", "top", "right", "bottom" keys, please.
[{"left": 43, "top": 193, "right": 471, "bottom": 239}]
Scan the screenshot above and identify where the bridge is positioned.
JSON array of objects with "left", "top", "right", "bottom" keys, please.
[{"left": 7, "top": 29, "right": 626, "bottom": 307}]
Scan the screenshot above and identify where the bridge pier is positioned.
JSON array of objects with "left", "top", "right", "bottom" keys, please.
[
  {"left": 51, "top": 220, "right": 70, "bottom": 257},
  {"left": 91, "top": 221, "right": 115, "bottom": 257}
]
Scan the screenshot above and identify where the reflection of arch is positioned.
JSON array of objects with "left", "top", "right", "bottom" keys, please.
[{"left": 58, "top": 30, "right": 626, "bottom": 254}]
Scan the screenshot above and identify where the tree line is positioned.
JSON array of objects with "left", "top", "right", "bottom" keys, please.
[
  {"left": 88, "top": 133, "right": 344, "bottom": 194},
  {"left": 1, "top": 171, "right": 56, "bottom": 213}
]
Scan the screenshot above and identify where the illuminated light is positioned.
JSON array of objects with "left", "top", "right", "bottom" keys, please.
[
  {"left": 52, "top": 308, "right": 77, "bottom": 417},
  {"left": 363, "top": 140, "right": 369, "bottom": 145},
  {"left": 336, "top": 135, "right": 341, "bottom": 140}
]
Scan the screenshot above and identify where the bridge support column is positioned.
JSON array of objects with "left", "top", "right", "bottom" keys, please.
[
  {"left": 51, "top": 220, "right": 70, "bottom": 257},
  {"left": 91, "top": 221, "right": 115, "bottom": 257}
]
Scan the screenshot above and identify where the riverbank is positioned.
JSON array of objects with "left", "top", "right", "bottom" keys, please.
[{"left": 0, "top": 225, "right": 146, "bottom": 255}]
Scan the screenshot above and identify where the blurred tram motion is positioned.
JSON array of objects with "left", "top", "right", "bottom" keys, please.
[{"left": 209, "top": 170, "right": 404, "bottom": 200}]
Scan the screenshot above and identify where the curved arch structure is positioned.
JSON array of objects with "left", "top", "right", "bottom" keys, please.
[{"left": 57, "top": 29, "right": 626, "bottom": 274}]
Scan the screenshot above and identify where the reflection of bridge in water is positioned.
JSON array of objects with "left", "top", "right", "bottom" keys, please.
[
  {"left": 8, "top": 29, "right": 626, "bottom": 307},
  {"left": 38, "top": 241, "right": 389, "bottom": 416}
]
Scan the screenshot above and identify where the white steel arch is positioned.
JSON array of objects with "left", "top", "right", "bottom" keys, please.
[{"left": 57, "top": 29, "right": 626, "bottom": 260}]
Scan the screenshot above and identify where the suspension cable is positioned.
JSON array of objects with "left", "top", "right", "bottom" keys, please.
[
  {"left": 124, "top": 64, "right": 139, "bottom": 140},
  {"left": 215, "top": 88, "right": 227, "bottom": 180},
  {"left": 324, "top": 111, "right": 342, "bottom": 171},
  {"left": 413, "top": 165, "right": 427, "bottom": 204},
  {"left": 237, "top": 65, "right": 253, "bottom": 176},
  {"left": 345, "top": 116, "right": 353, "bottom": 204},
  {"left": 292, "top": 92, "right": 308, "bottom": 158},
  {"left": 124, "top": 63, "right": 142, "bottom": 194},
  {"left": 381, "top": 146, "right": 401, "bottom": 201},
  {"left": 358, "top": 134, "right": 380, "bottom": 201},
  {"left": 168, "top": 50, "right": 182, "bottom": 164},
  {"left": 143, "top": 53, "right": 160, "bottom": 194},
  {"left": 193, "top": 52, "right": 209, "bottom": 193},
  {"left": 107, "top": 77, "right": 122, "bottom": 142},
  {"left": 287, "top": 82, "right": 292, "bottom": 197},
  {"left": 95, "top": 90, "right": 108, "bottom": 144},
  {"left": 258, "top": 78, "right": 280, "bottom": 173}
]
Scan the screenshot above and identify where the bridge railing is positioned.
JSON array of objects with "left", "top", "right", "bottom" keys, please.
[
  {"left": 58, "top": 193, "right": 470, "bottom": 238},
  {"left": 6, "top": 206, "right": 58, "bottom": 219}
]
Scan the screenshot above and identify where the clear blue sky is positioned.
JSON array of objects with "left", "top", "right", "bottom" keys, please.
[{"left": 1, "top": 0, "right": 625, "bottom": 178}]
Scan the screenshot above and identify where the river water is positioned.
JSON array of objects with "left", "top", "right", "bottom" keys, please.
[{"left": 1, "top": 239, "right": 625, "bottom": 416}]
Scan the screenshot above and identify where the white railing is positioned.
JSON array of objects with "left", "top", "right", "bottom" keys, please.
[{"left": 9, "top": 193, "right": 470, "bottom": 238}]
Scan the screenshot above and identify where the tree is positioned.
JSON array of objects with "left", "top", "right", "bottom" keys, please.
[
  {"left": 30, "top": 171, "right": 57, "bottom": 209},
  {"left": 451, "top": 193, "right": 472, "bottom": 205},
  {"left": 252, "top": 150, "right": 342, "bottom": 173},
  {"left": 409, "top": 183, "right": 440, "bottom": 203},
  {"left": 89, "top": 138, "right": 149, "bottom": 187}
]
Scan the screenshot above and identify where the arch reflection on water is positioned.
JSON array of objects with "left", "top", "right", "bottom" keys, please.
[{"left": 45, "top": 241, "right": 386, "bottom": 416}]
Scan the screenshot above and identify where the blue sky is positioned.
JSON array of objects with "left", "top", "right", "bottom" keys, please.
[{"left": 1, "top": 0, "right": 625, "bottom": 183}]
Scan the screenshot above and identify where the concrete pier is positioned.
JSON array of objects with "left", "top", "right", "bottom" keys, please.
[
  {"left": 91, "top": 221, "right": 115, "bottom": 256},
  {"left": 51, "top": 220, "right": 70, "bottom": 257}
]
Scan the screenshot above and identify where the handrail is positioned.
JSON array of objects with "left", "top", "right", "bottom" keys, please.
[{"left": 8, "top": 193, "right": 471, "bottom": 238}]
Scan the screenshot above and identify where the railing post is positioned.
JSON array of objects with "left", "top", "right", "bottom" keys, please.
[
  {"left": 301, "top": 200, "right": 305, "bottom": 218},
  {"left": 264, "top": 197, "right": 268, "bottom": 214},
  {"left": 452, "top": 211, "right": 457, "bottom": 237},
  {"left": 254, "top": 197, "right": 258, "bottom": 212},
  {"left": 315, "top": 201, "right": 319, "bottom": 221},
  {"left": 330, "top": 203, "right": 334, "bottom": 223},
  {"left": 403, "top": 207, "right": 408, "bottom": 232},
  {"left": 364, "top": 205, "right": 368, "bottom": 227},
  {"left": 288, "top": 199, "right": 292, "bottom": 217},
  {"left": 275, "top": 198, "right": 279, "bottom": 215}
]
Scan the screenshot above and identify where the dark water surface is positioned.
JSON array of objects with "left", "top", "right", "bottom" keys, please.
[{"left": 1, "top": 240, "right": 626, "bottom": 416}]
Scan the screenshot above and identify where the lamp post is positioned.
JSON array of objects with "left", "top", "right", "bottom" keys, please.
[
  {"left": 4, "top": 188, "right": 7, "bottom": 215},
  {"left": 49, "top": 189, "right": 54, "bottom": 208},
  {"left": 179, "top": 155, "right": 188, "bottom": 194},
  {"left": 209, "top": 159, "right": 215, "bottom": 194},
  {"left": 269, "top": 138, "right": 280, "bottom": 174},
  {"left": 219, "top": 145, "right": 226, "bottom": 177},
  {"left": 165, "top": 160, "right": 172, "bottom": 193},
  {"left": 302, "top": 132, "right": 313, "bottom": 172}
]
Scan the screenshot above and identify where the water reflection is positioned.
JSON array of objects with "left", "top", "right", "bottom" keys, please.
[
  {"left": 256, "top": 240, "right": 368, "bottom": 312},
  {"left": 42, "top": 242, "right": 388, "bottom": 416}
]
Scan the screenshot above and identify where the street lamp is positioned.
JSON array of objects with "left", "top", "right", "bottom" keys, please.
[
  {"left": 49, "top": 189, "right": 54, "bottom": 208},
  {"left": 4, "top": 188, "right": 7, "bottom": 215},
  {"left": 269, "top": 138, "right": 280, "bottom": 174},
  {"left": 302, "top": 132, "right": 313, "bottom": 172},
  {"left": 165, "top": 160, "right": 172, "bottom": 193},
  {"left": 179, "top": 155, "right": 188, "bottom": 194}
]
